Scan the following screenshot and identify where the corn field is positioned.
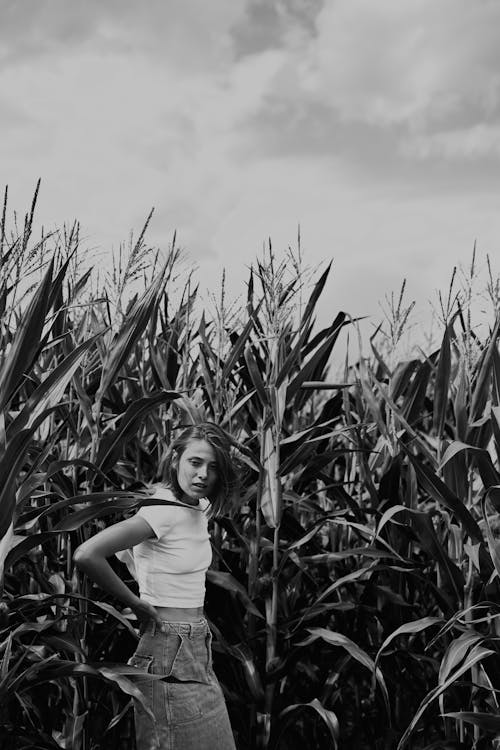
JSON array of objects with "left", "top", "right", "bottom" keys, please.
[{"left": 1, "top": 186, "right": 500, "bottom": 750}]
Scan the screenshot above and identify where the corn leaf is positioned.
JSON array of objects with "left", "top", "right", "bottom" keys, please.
[
  {"left": 470, "top": 315, "right": 500, "bottom": 423},
  {"left": 4, "top": 659, "right": 156, "bottom": 719},
  {"left": 287, "top": 318, "right": 345, "bottom": 405},
  {"left": 244, "top": 344, "right": 268, "bottom": 408},
  {"left": 95, "top": 265, "right": 166, "bottom": 407},
  {"left": 433, "top": 320, "right": 453, "bottom": 437},
  {"left": 389, "top": 359, "right": 419, "bottom": 402},
  {"left": 221, "top": 306, "right": 261, "bottom": 382},
  {"left": 397, "top": 643, "right": 494, "bottom": 750},
  {"left": 279, "top": 698, "right": 339, "bottom": 748},
  {"left": 401, "top": 360, "right": 431, "bottom": 426},
  {"left": 0, "top": 422, "right": 53, "bottom": 541},
  {"left": 299, "top": 261, "right": 332, "bottom": 332},
  {"left": 7, "top": 331, "right": 103, "bottom": 436},
  {"left": 54, "top": 497, "right": 140, "bottom": 531},
  {"left": 404, "top": 449, "right": 483, "bottom": 543},
  {"left": 95, "top": 390, "right": 181, "bottom": 470},
  {"left": 438, "top": 631, "right": 483, "bottom": 686},
  {"left": 301, "top": 628, "right": 390, "bottom": 718},
  {"left": 411, "top": 511, "right": 464, "bottom": 608},
  {"left": 454, "top": 364, "right": 469, "bottom": 442},
  {"left": 219, "top": 390, "right": 256, "bottom": 428},
  {"left": 481, "top": 499, "right": 500, "bottom": 577},
  {"left": 0, "top": 259, "right": 54, "bottom": 412},
  {"left": 206, "top": 570, "right": 263, "bottom": 618},
  {"left": 374, "top": 616, "right": 443, "bottom": 670},
  {"left": 443, "top": 711, "right": 500, "bottom": 733},
  {"left": 231, "top": 644, "right": 265, "bottom": 701}
]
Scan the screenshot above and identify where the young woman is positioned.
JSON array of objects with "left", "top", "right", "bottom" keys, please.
[{"left": 74, "top": 422, "right": 239, "bottom": 750}]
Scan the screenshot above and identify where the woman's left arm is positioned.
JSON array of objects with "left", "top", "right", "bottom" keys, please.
[{"left": 74, "top": 515, "right": 162, "bottom": 624}]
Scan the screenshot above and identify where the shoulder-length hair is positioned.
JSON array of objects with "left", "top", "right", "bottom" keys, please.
[{"left": 161, "top": 422, "right": 241, "bottom": 517}]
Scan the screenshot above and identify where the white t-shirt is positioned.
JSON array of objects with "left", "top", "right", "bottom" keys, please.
[{"left": 118, "top": 487, "right": 212, "bottom": 608}]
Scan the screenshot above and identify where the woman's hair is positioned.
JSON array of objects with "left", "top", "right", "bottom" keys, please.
[{"left": 161, "top": 422, "right": 240, "bottom": 517}]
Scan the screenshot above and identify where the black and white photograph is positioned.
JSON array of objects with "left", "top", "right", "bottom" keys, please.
[{"left": 1, "top": 2, "right": 500, "bottom": 748}]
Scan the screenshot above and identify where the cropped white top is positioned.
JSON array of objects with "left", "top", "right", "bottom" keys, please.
[{"left": 127, "top": 488, "right": 212, "bottom": 608}]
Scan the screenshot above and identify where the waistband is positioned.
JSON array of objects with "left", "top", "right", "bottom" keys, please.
[{"left": 142, "top": 617, "right": 209, "bottom": 637}]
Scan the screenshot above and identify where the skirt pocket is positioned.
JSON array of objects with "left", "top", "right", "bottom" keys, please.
[
  {"left": 165, "top": 632, "right": 211, "bottom": 685},
  {"left": 129, "top": 644, "right": 204, "bottom": 727},
  {"left": 127, "top": 654, "right": 157, "bottom": 705},
  {"left": 127, "top": 654, "right": 154, "bottom": 687},
  {"left": 126, "top": 653, "right": 161, "bottom": 747},
  {"left": 128, "top": 654, "right": 153, "bottom": 669}
]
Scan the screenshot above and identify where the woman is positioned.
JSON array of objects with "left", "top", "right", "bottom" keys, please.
[{"left": 74, "top": 422, "right": 239, "bottom": 750}]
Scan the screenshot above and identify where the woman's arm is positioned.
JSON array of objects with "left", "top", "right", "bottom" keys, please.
[{"left": 74, "top": 515, "right": 162, "bottom": 624}]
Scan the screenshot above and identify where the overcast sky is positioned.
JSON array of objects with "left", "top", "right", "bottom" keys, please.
[{"left": 1, "top": 0, "right": 499, "bottom": 347}]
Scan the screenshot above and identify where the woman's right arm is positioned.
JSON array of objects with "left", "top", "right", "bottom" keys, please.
[{"left": 74, "top": 515, "right": 162, "bottom": 624}]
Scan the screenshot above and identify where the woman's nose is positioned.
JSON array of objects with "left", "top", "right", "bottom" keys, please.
[{"left": 196, "top": 464, "right": 208, "bottom": 478}]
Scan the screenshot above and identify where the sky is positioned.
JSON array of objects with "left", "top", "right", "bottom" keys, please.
[{"left": 1, "top": 0, "right": 500, "bottom": 352}]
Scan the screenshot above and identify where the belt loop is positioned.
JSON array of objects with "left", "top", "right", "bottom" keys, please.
[
  {"left": 189, "top": 623, "right": 193, "bottom": 639},
  {"left": 151, "top": 619, "right": 156, "bottom": 636}
]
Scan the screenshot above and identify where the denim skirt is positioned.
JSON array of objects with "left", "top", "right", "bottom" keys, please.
[{"left": 127, "top": 618, "right": 236, "bottom": 750}]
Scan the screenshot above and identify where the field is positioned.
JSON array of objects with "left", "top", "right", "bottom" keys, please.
[{"left": 1, "top": 187, "right": 500, "bottom": 749}]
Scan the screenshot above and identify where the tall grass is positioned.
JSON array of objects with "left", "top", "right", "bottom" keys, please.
[{"left": 1, "top": 188, "right": 500, "bottom": 749}]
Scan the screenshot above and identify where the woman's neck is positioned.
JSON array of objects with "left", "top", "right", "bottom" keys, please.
[
  {"left": 180, "top": 495, "right": 200, "bottom": 507},
  {"left": 158, "top": 482, "right": 201, "bottom": 507}
]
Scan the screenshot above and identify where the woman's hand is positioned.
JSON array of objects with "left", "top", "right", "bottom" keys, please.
[{"left": 132, "top": 599, "right": 163, "bottom": 627}]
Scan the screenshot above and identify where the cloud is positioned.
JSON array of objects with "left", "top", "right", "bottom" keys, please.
[
  {"left": 303, "top": 0, "right": 500, "bottom": 127},
  {"left": 231, "top": 0, "right": 322, "bottom": 56},
  {"left": 0, "top": 0, "right": 279, "bottom": 252},
  {"left": 0, "top": 0, "right": 98, "bottom": 64},
  {"left": 402, "top": 124, "right": 500, "bottom": 160},
  {"left": 0, "top": 97, "right": 37, "bottom": 130},
  {"left": 229, "top": 0, "right": 500, "bottom": 164},
  {"left": 0, "top": 0, "right": 248, "bottom": 70}
]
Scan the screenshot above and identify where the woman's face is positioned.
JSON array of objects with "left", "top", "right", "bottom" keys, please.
[{"left": 174, "top": 438, "right": 219, "bottom": 503}]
